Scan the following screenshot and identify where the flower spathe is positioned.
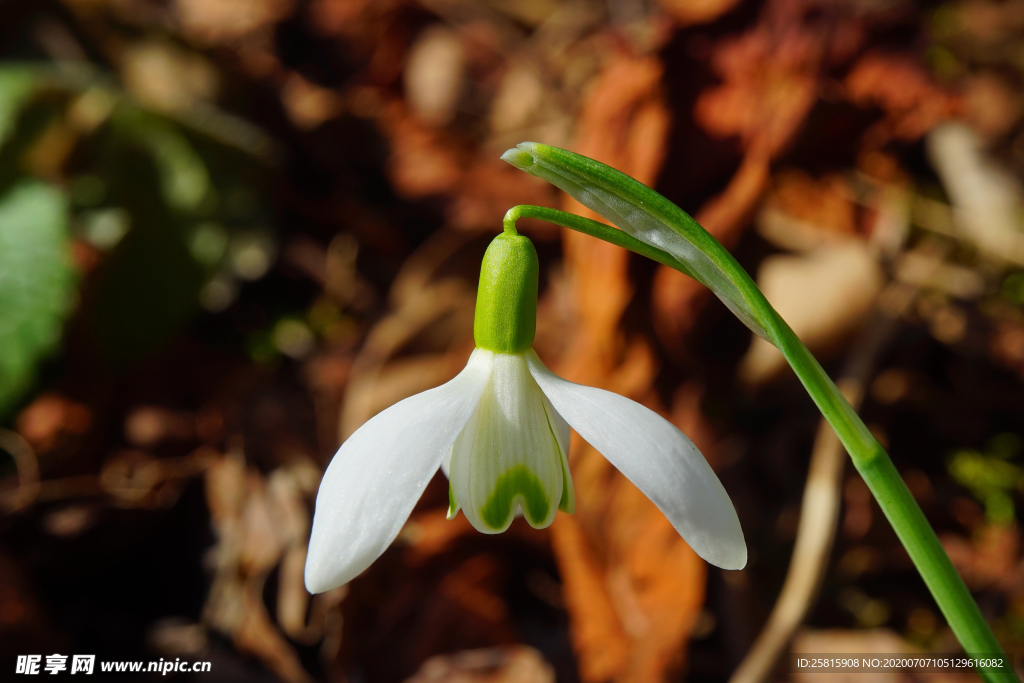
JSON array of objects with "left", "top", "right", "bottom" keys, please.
[{"left": 304, "top": 231, "right": 746, "bottom": 594}]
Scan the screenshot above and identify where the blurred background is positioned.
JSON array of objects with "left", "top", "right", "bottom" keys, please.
[{"left": 2, "top": 0, "right": 1024, "bottom": 681}]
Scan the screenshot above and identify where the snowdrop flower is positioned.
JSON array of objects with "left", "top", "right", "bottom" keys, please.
[{"left": 305, "top": 229, "right": 746, "bottom": 593}]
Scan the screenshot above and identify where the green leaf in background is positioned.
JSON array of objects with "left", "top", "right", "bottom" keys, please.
[
  {"left": 89, "top": 143, "right": 206, "bottom": 366},
  {"left": 0, "top": 181, "right": 74, "bottom": 415},
  {"left": 0, "top": 68, "right": 36, "bottom": 147},
  {"left": 113, "top": 109, "right": 211, "bottom": 213},
  {"left": 949, "top": 434, "right": 1024, "bottom": 525}
]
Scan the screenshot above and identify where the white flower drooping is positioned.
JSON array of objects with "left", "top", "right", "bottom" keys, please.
[{"left": 304, "top": 228, "right": 746, "bottom": 594}]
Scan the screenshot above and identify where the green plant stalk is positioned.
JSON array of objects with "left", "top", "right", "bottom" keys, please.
[{"left": 504, "top": 203, "right": 1015, "bottom": 681}]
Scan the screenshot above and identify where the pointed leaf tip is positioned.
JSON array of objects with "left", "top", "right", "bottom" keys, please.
[
  {"left": 500, "top": 142, "right": 772, "bottom": 341},
  {"left": 500, "top": 146, "right": 536, "bottom": 170}
]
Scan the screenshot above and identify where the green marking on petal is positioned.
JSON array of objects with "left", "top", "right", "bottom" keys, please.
[
  {"left": 447, "top": 483, "right": 459, "bottom": 520},
  {"left": 479, "top": 465, "right": 551, "bottom": 530}
]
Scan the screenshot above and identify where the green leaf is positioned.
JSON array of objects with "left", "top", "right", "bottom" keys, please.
[
  {"left": 501, "top": 142, "right": 770, "bottom": 339},
  {"left": 0, "top": 182, "right": 74, "bottom": 415},
  {"left": 502, "top": 143, "right": 1016, "bottom": 680},
  {"left": 89, "top": 145, "right": 205, "bottom": 365},
  {"left": 0, "top": 68, "right": 37, "bottom": 147},
  {"left": 113, "top": 109, "right": 210, "bottom": 212}
]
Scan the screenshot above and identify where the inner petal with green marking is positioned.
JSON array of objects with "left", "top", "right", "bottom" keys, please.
[{"left": 447, "top": 351, "right": 573, "bottom": 533}]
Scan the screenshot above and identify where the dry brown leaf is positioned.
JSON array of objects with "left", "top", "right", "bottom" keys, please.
[
  {"left": 405, "top": 25, "right": 466, "bottom": 128},
  {"left": 120, "top": 40, "right": 220, "bottom": 113},
  {"left": 233, "top": 581, "right": 313, "bottom": 683},
  {"left": 542, "top": 50, "right": 708, "bottom": 683},
  {"left": 124, "top": 406, "right": 194, "bottom": 447},
  {"left": 652, "top": 3, "right": 829, "bottom": 350},
  {"left": 845, "top": 53, "right": 958, "bottom": 146},
  {"left": 202, "top": 452, "right": 321, "bottom": 683},
  {"left": 651, "top": 147, "right": 770, "bottom": 349},
  {"left": 339, "top": 284, "right": 474, "bottom": 439},
  {"left": 928, "top": 122, "right": 1024, "bottom": 265},
  {"left": 307, "top": 0, "right": 376, "bottom": 36},
  {"left": 990, "top": 319, "right": 1024, "bottom": 376},
  {"left": 941, "top": 524, "right": 1021, "bottom": 590},
  {"left": 557, "top": 54, "right": 665, "bottom": 382},
  {"left": 281, "top": 72, "right": 344, "bottom": 130},
  {"left": 738, "top": 240, "right": 884, "bottom": 384},
  {"left": 16, "top": 393, "right": 91, "bottom": 453},
  {"left": 99, "top": 450, "right": 163, "bottom": 504},
  {"left": 447, "top": 159, "right": 556, "bottom": 233},
  {"left": 0, "top": 550, "right": 55, "bottom": 654},
  {"left": 175, "top": 0, "right": 295, "bottom": 44},
  {"left": 440, "top": 555, "right": 508, "bottom": 625},
  {"left": 240, "top": 476, "right": 286, "bottom": 574},
  {"left": 550, "top": 515, "right": 630, "bottom": 680},
  {"left": 385, "top": 107, "right": 465, "bottom": 198},
  {"left": 962, "top": 72, "right": 1024, "bottom": 141},
  {"left": 405, "top": 645, "right": 556, "bottom": 683},
  {"left": 654, "top": 0, "right": 743, "bottom": 27},
  {"left": 204, "top": 451, "right": 247, "bottom": 528},
  {"left": 403, "top": 508, "right": 476, "bottom": 564},
  {"left": 765, "top": 170, "right": 858, "bottom": 238},
  {"left": 694, "top": 26, "right": 819, "bottom": 155}
]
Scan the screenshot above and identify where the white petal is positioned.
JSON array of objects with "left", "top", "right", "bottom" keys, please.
[
  {"left": 450, "top": 353, "right": 564, "bottom": 533},
  {"left": 526, "top": 350, "right": 746, "bottom": 569},
  {"left": 448, "top": 393, "right": 571, "bottom": 516},
  {"left": 541, "top": 391, "right": 574, "bottom": 514},
  {"left": 305, "top": 349, "right": 494, "bottom": 593},
  {"left": 446, "top": 394, "right": 570, "bottom": 518},
  {"left": 440, "top": 444, "right": 453, "bottom": 478}
]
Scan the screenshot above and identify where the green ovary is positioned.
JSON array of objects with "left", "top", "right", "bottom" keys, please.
[
  {"left": 479, "top": 465, "right": 551, "bottom": 530},
  {"left": 473, "top": 233, "right": 538, "bottom": 353}
]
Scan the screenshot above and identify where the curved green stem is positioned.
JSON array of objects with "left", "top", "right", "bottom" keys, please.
[
  {"left": 505, "top": 202, "right": 1016, "bottom": 682},
  {"left": 503, "top": 205, "right": 697, "bottom": 279}
]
